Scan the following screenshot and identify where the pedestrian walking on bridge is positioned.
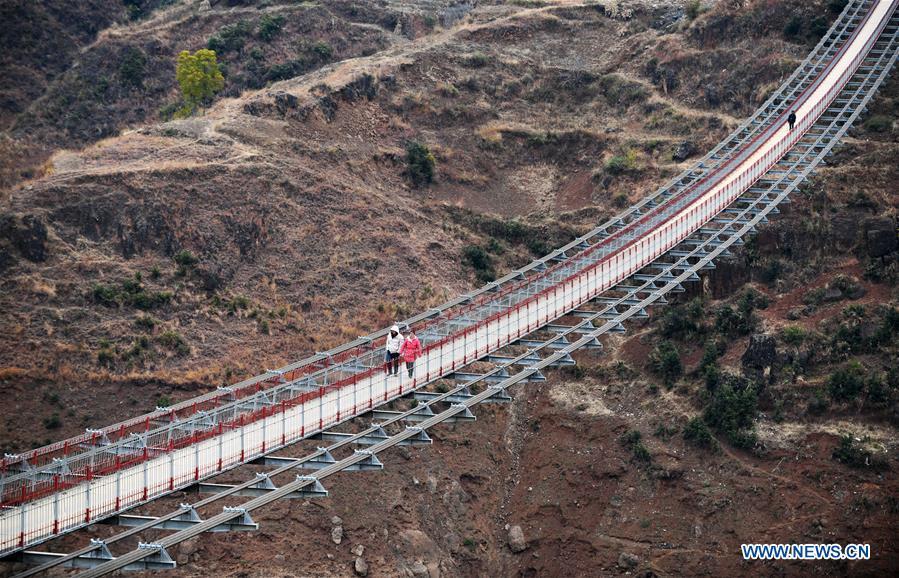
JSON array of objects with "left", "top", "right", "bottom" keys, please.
[
  {"left": 385, "top": 325, "right": 404, "bottom": 376},
  {"left": 788, "top": 110, "right": 797, "bottom": 130},
  {"left": 400, "top": 328, "right": 422, "bottom": 379}
]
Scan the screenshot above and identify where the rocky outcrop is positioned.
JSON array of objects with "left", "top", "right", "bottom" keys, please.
[
  {"left": 742, "top": 333, "right": 778, "bottom": 383},
  {"left": 672, "top": 140, "right": 696, "bottom": 162},
  {"left": 2, "top": 214, "right": 49, "bottom": 262},
  {"left": 864, "top": 216, "right": 897, "bottom": 258}
]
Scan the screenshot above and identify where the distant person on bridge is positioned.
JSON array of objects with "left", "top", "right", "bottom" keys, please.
[
  {"left": 788, "top": 110, "right": 797, "bottom": 130},
  {"left": 400, "top": 328, "right": 422, "bottom": 379},
  {"left": 385, "top": 325, "right": 405, "bottom": 376}
]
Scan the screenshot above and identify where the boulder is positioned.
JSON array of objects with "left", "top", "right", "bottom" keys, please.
[
  {"left": 508, "top": 525, "right": 527, "bottom": 553},
  {"left": 863, "top": 217, "right": 897, "bottom": 258},
  {"left": 618, "top": 551, "right": 640, "bottom": 569},
  {"left": 331, "top": 526, "right": 343, "bottom": 545},
  {"left": 354, "top": 557, "right": 369, "bottom": 577},
  {"left": 409, "top": 560, "right": 429, "bottom": 577},
  {"left": 742, "top": 334, "right": 778, "bottom": 382},
  {"left": 672, "top": 141, "right": 696, "bottom": 162},
  {"left": 352, "top": 544, "right": 365, "bottom": 557},
  {"left": 5, "top": 214, "right": 48, "bottom": 262}
]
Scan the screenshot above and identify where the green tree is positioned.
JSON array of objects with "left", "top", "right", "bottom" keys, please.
[
  {"left": 405, "top": 141, "right": 436, "bottom": 186},
  {"left": 176, "top": 49, "right": 225, "bottom": 114}
]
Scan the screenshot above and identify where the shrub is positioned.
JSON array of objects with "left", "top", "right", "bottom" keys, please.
[
  {"left": 119, "top": 46, "right": 147, "bottom": 87},
  {"left": 863, "top": 115, "right": 892, "bottom": 133},
  {"left": 157, "top": 330, "right": 188, "bottom": 355},
  {"left": 464, "top": 52, "right": 491, "bottom": 68},
  {"left": 683, "top": 417, "right": 718, "bottom": 450},
  {"left": 462, "top": 245, "right": 495, "bottom": 283},
  {"left": 686, "top": 0, "right": 701, "bottom": 19},
  {"left": 828, "top": 361, "right": 866, "bottom": 402},
  {"left": 703, "top": 381, "right": 758, "bottom": 449},
  {"left": 649, "top": 340, "right": 682, "bottom": 386},
  {"left": 620, "top": 430, "right": 651, "bottom": 463},
  {"left": 311, "top": 41, "right": 333, "bottom": 59},
  {"left": 135, "top": 315, "right": 158, "bottom": 330},
  {"left": 659, "top": 299, "right": 704, "bottom": 340},
  {"left": 783, "top": 16, "right": 803, "bottom": 40},
  {"left": 150, "top": 265, "right": 161, "bottom": 280},
  {"left": 599, "top": 75, "right": 647, "bottom": 108},
  {"left": 828, "top": 0, "right": 849, "bottom": 14},
  {"left": 405, "top": 141, "right": 436, "bottom": 186},
  {"left": 653, "top": 423, "right": 678, "bottom": 440},
  {"left": 258, "top": 14, "right": 285, "bottom": 41},
  {"left": 43, "top": 414, "right": 62, "bottom": 430},
  {"left": 176, "top": 49, "right": 225, "bottom": 111},
  {"left": 207, "top": 20, "right": 253, "bottom": 53},
  {"left": 156, "top": 395, "right": 172, "bottom": 408},
  {"left": 714, "top": 305, "right": 756, "bottom": 337},
  {"left": 738, "top": 288, "right": 768, "bottom": 315},
  {"left": 781, "top": 326, "right": 806, "bottom": 347},
  {"left": 808, "top": 388, "right": 830, "bottom": 414},
  {"left": 832, "top": 435, "right": 889, "bottom": 470},
  {"left": 174, "top": 249, "right": 198, "bottom": 268},
  {"left": 605, "top": 149, "right": 638, "bottom": 175},
  {"left": 91, "top": 281, "right": 171, "bottom": 310},
  {"left": 97, "top": 347, "right": 116, "bottom": 368}
]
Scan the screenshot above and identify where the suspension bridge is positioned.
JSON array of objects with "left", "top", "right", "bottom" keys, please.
[{"left": 2, "top": 0, "right": 897, "bottom": 574}]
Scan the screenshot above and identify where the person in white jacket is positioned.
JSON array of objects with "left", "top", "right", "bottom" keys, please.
[{"left": 385, "top": 324, "right": 405, "bottom": 376}]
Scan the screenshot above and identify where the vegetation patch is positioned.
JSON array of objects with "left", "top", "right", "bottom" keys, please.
[
  {"left": 832, "top": 435, "right": 889, "bottom": 471},
  {"left": 91, "top": 278, "right": 173, "bottom": 310},
  {"left": 620, "top": 429, "right": 652, "bottom": 463},
  {"left": 405, "top": 141, "right": 436, "bottom": 186}
]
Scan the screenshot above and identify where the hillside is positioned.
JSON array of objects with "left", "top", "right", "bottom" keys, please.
[{"left": 0, "top": 0, "right": 897, "bottom": 576}]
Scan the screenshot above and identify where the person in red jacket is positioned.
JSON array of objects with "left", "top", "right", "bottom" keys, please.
[{"left": 399, "top": 328, "right": 422, "bottom": 379}]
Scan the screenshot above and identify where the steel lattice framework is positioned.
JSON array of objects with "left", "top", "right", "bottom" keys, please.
[{"left": 2, "top": 0, "right": 898, "bottom": 575}]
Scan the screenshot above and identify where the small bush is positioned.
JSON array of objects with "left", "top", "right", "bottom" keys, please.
[
  {"left": 828, "top": 361, "right": 866, "bottom": 402},
  {"left": 207, "top": 20, "right": 253, "bottom": 53},
  {"left": 135, "top": 315, "right": 158, "bottom": 330},
  {"left": 808, "top": 388, "right": 830, "bottom": 414},
  {"left": 258, "top": 14, "right": 285, "bottom": 41},
  {"left": 683, "top": 417, "right": 718, "bottom": 450},
  {"left": 119, "top": 46, "right": 147, "bottom": 87},
  {"left": 405, "top": 141, "right": 436, "bottom": 186},
  {"left": 653, "top": 423, "right": 678, "bottom": 441},
  {"left": 604, "top": 149, "right": 638, "bottom": 175},
  {"left": 157, "top": 330, "right": 188, "bottom": 355},
  {"left": 157, "top": 395, "right": 172, "bottom": 408},
  {"left": 311, "top": 41, "right": 333, "bottom": 59},
  {"left": 649, "top": 340, "right": 682, "bottom": 386},
  {"left": 783, "top": 16, "right": 803, "bottom": 40},
  {"left": 620, "top": 429, "right": 651, "bottom": 463},
  {"left": 174, "top": 249, "right": 198, "bottom": 268},
  {"left": 703, "top": 380, "right": 758, "bottom": 449},
  {"left": 832, "top": 435, "right": 888, "bottom": 470},
  {"left": 464, "top": 52, "right": 491, "bottom": 68},
  {"left": 462, "top": 245, "right": 495, "bottom": 283},
  {"left": 43, "top": 414, "right": 62, "bottom": 430},
  {"left": 828, "top": 0, "right": 849, "bottom": 14},
  {"left": 781, "top": 325, "right": 806, "bottom": 347},
  {"left": 97, "top": 347, "right": 116, "bottom": 368},
  {"left": 863, "top": 115, "right": 892, "bottom": 133},
  {"left": 686, "top": 0, "right": 701, "bottom": 19}
]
